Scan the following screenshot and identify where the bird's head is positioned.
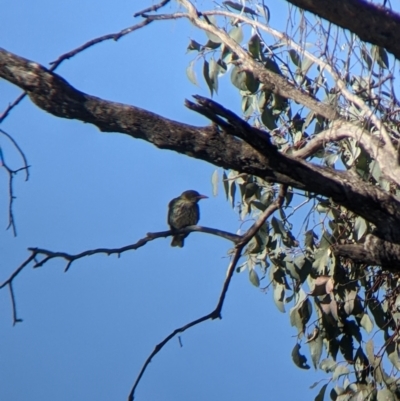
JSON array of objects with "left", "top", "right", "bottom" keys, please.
[{"left": 180, "top": 190, "right": 208, "bottom": 202}]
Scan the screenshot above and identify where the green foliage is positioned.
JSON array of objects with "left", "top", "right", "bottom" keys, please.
[
  {"left": 184, "top": 2, "right": 400, "bottom": 399},
  {"left": 214, "top": 163, "right": 400, "bottom": 399}
]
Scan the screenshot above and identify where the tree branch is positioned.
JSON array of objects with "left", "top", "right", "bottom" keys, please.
[
  {"left": 292, "top": 121, "right": 400, "bottom": 185},
  {"left": 127, "top": 185, "right": 286, "bottom": 400},
  {"left": 1, "top": 47, "right": 400, "bottom": 241},
  {"left": 157, "top": 1, "right": 338, "bottom": 121},
  {"left": 285, "top": 0, "right": 400, "bottom": 61},
  {"left": 133, "top": 0, "right": 172, "bottom": 17},
  {"left": 334, "top": 234, "right": 400, "bottom": 270},
  {"left": 202, "top": 9, "right": 398, "bottom": 175},
  {"left": 0, "top": 128, "right": 30, "bottom": 236},
  {"left": 0, "top": 18, "right": 153, "bottom": 123},
  {"left": 0, "top": 225, "right": 240, "bottom": 323}
]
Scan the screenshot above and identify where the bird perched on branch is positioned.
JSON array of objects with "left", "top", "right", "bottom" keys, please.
[{"left": 168, "top": 190, "right": 208, "bottom": 247}]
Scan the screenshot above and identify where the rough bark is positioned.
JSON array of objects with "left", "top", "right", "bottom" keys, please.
[
  {"left": 285, "top": 0, "right": 400, "bottom": 61},
  {"left": 334, "top": 234, "right": 400, "bottom": 270},
  {"left": 1, "top": 47, "right": 400, "bottom": 264}
]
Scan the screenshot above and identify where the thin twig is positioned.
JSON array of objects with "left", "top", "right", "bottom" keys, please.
[
  {"left": 49, "top": 19, "right": 152, "bottom": 69},
  {"left": 0, "top": 129, "right": 30, "bottom": 180},
  {"left": 0, "top": 19, "right": 152, "bottom": 123},
  {"left": 127, "top": 185, "right": 287, "bottom": 400},
  {"left": 127, "top": 246, "right": 242, "bottom": 401},
  {"left": 0, "top": 93, "right": 27, "bottom": 124},
  {"left": 0, "top": 226, "right": 240, "bottom": 294},
  {"left": 0, "top": 129, "right": 31, "bottom": 235},
  {"left": 127, "top": 309, "right": 219, "bottom": 401},
  {"left": 133, "top": 0, "right": 171, "bottom": 17},
  {"left": 9, "top": 282, "right": 23, "bottom": 325},
  {"left": 1, "top": 161, "right": 30, "bottom": 236}
]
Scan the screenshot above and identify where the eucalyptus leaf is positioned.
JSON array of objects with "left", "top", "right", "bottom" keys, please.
[
  {"left": 368, "top": 296, "right": 387, "bottom": 329},
  {"left": 339, "top": 335, "right": 353, "bottom": 363},
  {"left": 245, "top": 72, "right": 259, "bottom": 93},
  {"left": 231, "top": 66, "right": 248, "bottom": 91},
  {"left": 273, "top": 283, "right": 286, "bottom": 313},
  {"left": 289, "top": 49, "right": 301, "bottom": 67},
  {"left": 211, "top": 169, "right": 218, "bottom": 196},
  {"left": 332, "top": 365, "right": 350, "bottom": 381},
  {"left": 248, "top": 35, "right": 261, "bottom": 59},
  {"left": 187, "top": 39, "right": 202, "bottom": 52},
  {"left": 377, "top": 389, "right": 395, "bottom": 401},
  {"left": 204, "top": 16, "right": 222, "bottom": 43},
  {"left": 360, "top": 313, "right": 373, "bottom": 334},
  {"left": 354, "top": 216, "right": 367, "bottom": 241},
  {"left": 372, "top": 45, "right": 389, "bottom": 69},
  {"left": 386, "top": 340, "right": 400, "bottom": 370},
  {"left": 314, "top": 383, "right": 328, "bottom": 401},
  {"left": 365, "top": 339, "right": 375, "bottom": 367},
  {"left": 354, "top": 346, "right": 368, "bottom": 383},
  {"left": 319, "top": 358, "right": 336, "bottom": 373},
  {"left": 229, "top": 26, "right": 243, "bottom": 44},
  {"left": 229, "top": 179, "right": 236, "bottom": 207},
  {"left": 203, "top": 60, "right": 213, "bottom": 96},
  {"left": 249, "top": 268, "right": 260, "bottom": 287},
  {"left": 261, "top": 107, "right": 277, "bottom": 130},
  {"left": 360, "top": 45, "right": 372, "bottom": 70},
  {"left": 223, "top": 171, "right": 229, "bottom": 200},
  {"left": 291, "top": 343, "right": 310, "bottom": 370},
  {"left": 308, "top": 330, "right": 323, "bottom": 369},
  {"left": 186, "top": 61, "right": 198, "bottom": 86},
  {"left": 223, "top": 1, "right": 258, "bottom": 15}
]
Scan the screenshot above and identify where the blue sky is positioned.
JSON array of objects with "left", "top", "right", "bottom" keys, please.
[{"left": 0, "top": 1, "right": 326, "bottom": 400}]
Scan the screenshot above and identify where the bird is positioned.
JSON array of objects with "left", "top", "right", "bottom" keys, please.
[{"left": 168, "top": 190, "right": 208, "bottom": 247}]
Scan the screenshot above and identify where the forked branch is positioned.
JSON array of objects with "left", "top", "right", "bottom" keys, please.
[{"left": 127, "top": 185, "right": 287, "bottom": 401}]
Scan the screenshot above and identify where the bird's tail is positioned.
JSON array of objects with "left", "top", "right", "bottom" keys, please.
[{"left": 171, "top": 235, "right": 184, "bottom": 247}]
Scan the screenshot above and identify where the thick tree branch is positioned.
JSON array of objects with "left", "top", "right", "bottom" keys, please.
[
  {"left": 1, "top": 47, "right": 400, "bottom": 242},
  {"left": 285, "top": 0, "right": 400, "bottom": 61},
  {"left": 334, "top": 234, "right": 400, "bottom": 270}
]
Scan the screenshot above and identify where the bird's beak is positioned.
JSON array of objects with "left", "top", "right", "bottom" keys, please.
[{"left": 197, "top": 194, "right": 208, "bottom": 200}]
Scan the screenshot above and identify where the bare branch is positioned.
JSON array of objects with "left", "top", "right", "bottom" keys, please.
[
  {"left": 0, "top": 19, "right": 152, "bottom": 123},
  {"left": 128, "top": 186, "right": 286, "bottom": 400},
  {"left": 0, "top": 92, "right": 26, "bottom": 123},
  {"left": 27, "top": 226, "right": 239, "bottom": 271},
  {"left": 133, "top": 0, "right": 172, "bottom": 17},
  {"left": 127, "top": 306, "right": 220, "bottom": 401},
  {"left": 49, "top": 19, "right": 152, "bottom": 70},
  {"left": 9, "top": 282, "right": 23, "bottom": 325},
  {"left": 0, "top": 147, "right": 30, "bottom": 236},
  {"left": 0, "top": 225, "right": 239, "bottom": 301},
  {"left": 0, "top": 129, "right": 29, "bottom": 181}
]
